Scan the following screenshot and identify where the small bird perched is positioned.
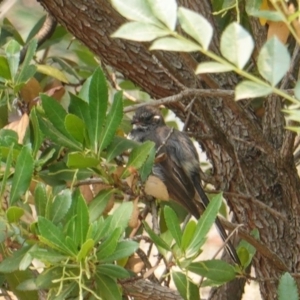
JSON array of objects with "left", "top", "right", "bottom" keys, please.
[{"left": 129, "top": 105, "right": 241, "bottom": 265}]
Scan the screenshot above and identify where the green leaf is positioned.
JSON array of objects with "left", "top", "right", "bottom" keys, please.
[
  {"left": 278, "top": 272, "right": 299, "bottom": 300},
  {"left": 237, "top": 229, "right": 257, "bottom": 268},
  {"left": 139, "top": 146, "right": 155, "bottom": 182},
  {"left": 51, "top": 189, "right": 72, "bottom": 224},
  {"left": 64, "top": 114, "right": 85, "bottom": 144},
  {"left": 0, "top": 246, "right": 31, "bottom": 273},
  {"left": 36, "top": 64, "right": 68, "bottom": 83},
  {"left": 150, "top": 37, "right": 201, "bottom": 52},
  {"left": 74, "top": 192, "right": 90, "bottom": 246},
  {"left": 220, "top": 22, "right": 254, "bottom": 69},
  {"left": 67, "top": 152, "right": 99, "bottom": 168},
  {"left": 248, "top": 10, "right": 284, "bottom": 22},
  {"left": 16, "top": 39, "right": 37, "bottom": 84},
  {"left": 10, "top": 145, "right": 34, "bottom": 205},
  {"left": 122, "top": 141, "right": 155, "bottom": 178},
  {"left": 6, "top": 270, "right": 38, "bottom": 300},
  {"left": 77, "top": 238, "right": 94, "bottom": 261},
  {"left": 95, "top": 273, "right": 121, "bottom": 300},
  {"left": 108, "top": 202, "right": 133, "bottom": 234},
  {"left": 112, "top": 22, "right": 169, "bottom": 41},
  {"left": 99, "top": 91, "right": 123, "bottom": 151},
  {"left": 178, "top": 7, "right": 213, "bottom": 50},
  {"left": 30, "top": 108, "right": 43, "bottom": 157},
  {"left": 235, "top": 80, "right": 272, "bottom": 100},
  {"left": 164, "top": 206, "right": 182, "bottom": 247},
  {"left": 143, "top": 221, "right": 171, "bottom": 251},
  {"left": 41, "top": 94, "right": 81, "bottom": 148},
  {"left": 181, "top": 220, "right": 197, "bottom": 251},
  {"left": 97, "top": 228, "right": 122, "bottom": 260},
  {"left": 196, "top": 62, "right": 234, "bottom": 74},
  {"left": 100, "top": 240, "right": 139, "bottom": 263},
  {"left": 172, "top": 272, "right": 187, "bottom": 299},
  {"left": 237, "top": 246, "right": 250, "bottom": 268},
  {"left": 0, "top": 56, "right": 11, "bottom": 80},
  {"left": 89, "top": 189, "right": 115, "bottom": 222},
  {"left": 111, "top": 0, "right": 160, "bottom": 25},
  {"left": 294, "top": 81, "right": 300, "bottom": 101},
  {"left": 34, "top": 182, "right": 48, "bottom": 217},
  {"left": 187, "top": 193, "right": 222, "bottom": 256},
  {"left": 97, "top": 264, "right": 131, "bottom": 279},
  {"left": 37, "top": 114, "right": 82, "bottom": 150},
  {"left": 38, "top": 217, "right": 75, "bottom": 256},
  {"left": 5, "top": 39, "right": 21, "bottom": 79},
  {"left": 6, "top": 206, "right": 24, "bottom": 223},
  {"left": 148, "top": 0, "right": 177, "bottom": 30},
  {"left": 30, "top": 249, "right": 68, "bottom": 264},
  {"left": 187, "top": 260, "right": 236, "bottom": 283},
  {"left": 0, "top": 144, "right": 14, "bottom": 199},
  {"left": 88, "top": 67, "right": 108, "bottom": 152},
  {"left": 257, "top": 37, "right": 290, "bottom": 86},
  {"left": 106, "top": 136, "right": 138, "bottom": 162}
]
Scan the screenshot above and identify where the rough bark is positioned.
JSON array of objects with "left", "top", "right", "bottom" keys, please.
[{"left": 36, "top": 0, "right": 300, "bottom": 299}]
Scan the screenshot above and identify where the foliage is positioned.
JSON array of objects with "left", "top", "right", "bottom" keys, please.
[{"left": 1, "top": 0, "right": 299, "bottom": 299}]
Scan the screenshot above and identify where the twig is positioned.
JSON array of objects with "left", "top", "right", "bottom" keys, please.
[{"left": 156, "top": 128, "right": 174, "bottom": 154}]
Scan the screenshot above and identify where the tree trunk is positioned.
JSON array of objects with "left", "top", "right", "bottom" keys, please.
[{"left": 37, "top": 0, "right": 300, "bottom": 299}]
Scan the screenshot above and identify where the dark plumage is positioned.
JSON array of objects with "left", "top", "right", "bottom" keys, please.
[{"left": 129, "top": 105, "right": 240, "bottom": 265}]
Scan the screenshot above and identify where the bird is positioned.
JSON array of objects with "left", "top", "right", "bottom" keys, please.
[{"left": 129, "top": 105, "right": 241, "bottom": 266}]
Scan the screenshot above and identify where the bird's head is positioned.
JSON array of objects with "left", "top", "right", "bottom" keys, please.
[{"left": 131, "top": 106, "right": 165, "bottom": 131}]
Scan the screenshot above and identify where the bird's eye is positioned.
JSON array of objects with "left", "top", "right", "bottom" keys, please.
[{"left": 145, "top": 114, "right": 152, "bottom": 121}]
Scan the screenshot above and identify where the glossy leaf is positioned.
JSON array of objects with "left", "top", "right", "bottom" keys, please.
[
  {"left": 187, "top": 260, "right": 236, "bottom": 282},
  {"left": 38, "top": 217, "right": 75, "bottom": 256},
  {"left": 0, "top": 246, "right": 31, "bottom": 273},
  {"left": 196, "top": 62, "right": 234, "bottom": 74},
  {"left": 34, "top": 182, "right": 48, "bottom": 217},
  {"left": 164, "top": 206, "right": 182, "bottom": 247},
  {"left": 67, "top": 152, "right": 99, "bottom": 168},
  {"left": 111, "top": 0, "right": 159, "bottom": 25},
  {"left": 88, "top": 67, "right": 108, "bottom": 151},
  {"left": 0, "top": 56, "right": 11, "bottom": 80},
  {"left": 106, "top": 136, "right": 138, "bottom": 162},
  {"left": 0, "top": 144, "right": 14, "bottom": 199},
  {"left": 235, "top": 80, "right": 272, "bottom": 100},
  {"left": 257, "top": 37, "right": 290, "bottom": 86},
  {"left": 97, "top": 264, "right": 131, "bottom": 279},
  {"left": 64, "top": 114, "right": 85, "bottom": 144},
  {"left": 5, "top": 39, "right": 21, "bottom": 79},
  {"left": 89, "top": 189, "right": 115, "bottom": 222},
  {"left": 36, "top": 64, "right": 68, "bottom": 83},
  {"left": 77, "top": 238, "right": 94, "bottom": 261},
  {"left": 143, "top": 221, "right": 171, "bottom": 251},
  {"left": 74, "top": 193, "right": 90, "bottom": 247},
  {"left": 38, "top": 107, "right": 81, "bottom": 151},
  {"left": 220, "top": 22, "right": 254, "bottom": 69},
  {"left": 172, "top": 271, "right": 200, "bottom": 300},
  {"left": 181, "top": 220, "right": 197, "bottom": 251},
  {"left": 51, "top": 189, "right": 72, "bottom": 224},
  {"left": 148, "top": 0, "right": 177, "bottom": 30},
  {"left": 122, "top": 141, "right": 155, "bottom": 178},
  {"left": 30, "top": 108, "right": 43, "bottom": 157},
  {"left": 150, "top": 37, "right": 201, "bottom": 52},
  {"left": 10, "top": 145, "right": 34, "bottom": 205},
  {"left": 139, "top": 146, "right": 155, "bottom": 181},
  {"left": 95, "top": 273, "right": 121, "bottom": 300},
  {"left": 100, "top": 240, "right": 139, "bottom": 263},
  {"left": 97, "top": 228, "right": 122, "bottom": 260},
  {"left": 16, "top": 39, "right": 37, "bottom": 84},
  {"left": 112, "top": 22, "right": 169, "bottom": 41},
  {"left": 108, "top": 202, "right": 133, "bottom": 234},
  {"left": 278, "top": 272, "right": 298, "bottom": 300},
  {"left": 99, "top": 91, "right": 123, "bottom": 151},
  {"left": 178, "top": 7, "right": 213, "bottom": 50},
  {"left": 6, "top": 206, "right": 24, "bottom": 223},
  {"left": 187, "top": 193, "right": 222, "bottom": 256}
]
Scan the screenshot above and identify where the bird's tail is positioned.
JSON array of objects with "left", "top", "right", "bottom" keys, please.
[{"left": 193, "top": 178, "right": 241, "bottom": 266}]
